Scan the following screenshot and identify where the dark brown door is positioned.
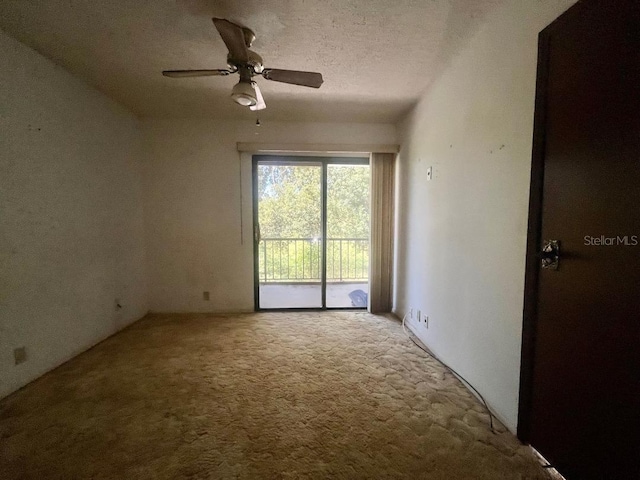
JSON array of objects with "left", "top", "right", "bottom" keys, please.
[{"left": 520, "top": 1, "right": 640, "bottom": 479}]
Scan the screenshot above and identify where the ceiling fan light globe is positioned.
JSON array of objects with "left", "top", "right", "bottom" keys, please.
[
  {"left": 232, "top": 94, "right": 256, "bottom": 106},
  {"left": 231, "top": 81, "right": 257, "bottom": 107}
]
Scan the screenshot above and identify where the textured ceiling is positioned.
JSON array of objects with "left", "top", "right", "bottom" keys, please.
[{"left": 0, "top": 0, "right": 502, "bottom": 122}]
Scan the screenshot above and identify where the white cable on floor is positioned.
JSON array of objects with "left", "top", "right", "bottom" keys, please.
[{"left": 401, "top": 312, "right": 498, "bottom": 434}]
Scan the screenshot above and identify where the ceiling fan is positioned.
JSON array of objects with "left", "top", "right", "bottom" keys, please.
[{"left": 162, "top": 18, "right": 324, "bottom": 111}]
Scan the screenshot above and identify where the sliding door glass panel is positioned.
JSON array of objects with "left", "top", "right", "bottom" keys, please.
[
  {"left": 257, "top": 162, "right": 322, "bottom": 308},
  {"left": 326, "top": 164, "right": 370, "bottom": 308}
]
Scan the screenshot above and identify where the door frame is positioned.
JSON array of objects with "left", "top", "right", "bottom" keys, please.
[
  {"left": 252, "top": 154, "right": 370, "bottom": 311},
  {"left": 517, "top": 0, "right": 597, "bottom": 442}
]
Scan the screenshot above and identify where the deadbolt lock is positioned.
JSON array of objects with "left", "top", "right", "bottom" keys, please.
[{"left": 541, "top": 240, "right": 560, "bottom": 270}]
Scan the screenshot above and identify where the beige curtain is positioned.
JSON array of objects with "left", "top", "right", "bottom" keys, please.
[{"left": 369, "top": 152, "right": 395, "bottom": 313}]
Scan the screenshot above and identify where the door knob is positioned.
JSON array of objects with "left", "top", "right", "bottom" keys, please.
[{"left": 541, "top": 240, "right": 560, "bottom": 270}]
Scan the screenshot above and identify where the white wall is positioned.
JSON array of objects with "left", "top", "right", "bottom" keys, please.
[
  {"left": 142, "top": 119, "right": 396, "bottom": 313},
  {"left": 395, "top": 0, "right": 577, "bottom": 432},
  {"left": 0, "top": 30, "right": 148, "bottom": 398}
]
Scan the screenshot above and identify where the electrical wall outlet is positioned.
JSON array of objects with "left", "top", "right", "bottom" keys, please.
[
  {"left": 14, "top": 347, "right": 27, "bottom": 365},
  {"left": 203, "top": 291, "right": 210, "bottom": 301},
  {"left": 417, "top": 310, "right": 421, "bottom": 322}
]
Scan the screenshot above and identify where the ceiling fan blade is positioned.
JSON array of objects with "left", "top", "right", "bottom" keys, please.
[
  {"left": 262, "top": 69, "right": 324, "bottom": 88},
  {"left": 162, "top": 69, "right": 230, "bottom": 78},
  {"left": 250, "top": 83, "right": 266, "bottom": 111},
  {"left": 212, "top": 18, "right": 249, "bottom": 64}
]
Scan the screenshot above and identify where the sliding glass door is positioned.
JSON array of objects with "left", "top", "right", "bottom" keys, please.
[
  {"left": 253, "top": 156, "right": 369, "bottom": 309},
  {"left": 254, "top": 160, "right": 323, "bottom": 308},
  {"left": 325, "top": 163, "right": 370, "bottom": 308}
]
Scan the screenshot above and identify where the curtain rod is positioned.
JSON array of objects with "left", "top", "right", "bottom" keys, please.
[{"left": 236, "top": 142, "right": 399, "bottom": 154}]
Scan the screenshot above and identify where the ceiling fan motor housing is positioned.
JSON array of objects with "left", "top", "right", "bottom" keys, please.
[{"left": 227, "top": 50, "right": 264, "bottom": 74}]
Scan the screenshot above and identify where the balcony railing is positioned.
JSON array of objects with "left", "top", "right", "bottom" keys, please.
[{"left": 259, "top": 238, "right": 369, "bottom": 283}]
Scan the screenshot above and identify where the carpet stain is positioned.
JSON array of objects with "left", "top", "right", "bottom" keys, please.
[{"left": 0, "top": 312, "right": 551, "bottom": 479}]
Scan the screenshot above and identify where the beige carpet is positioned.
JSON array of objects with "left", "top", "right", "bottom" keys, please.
[{"left": 0, "top": 312, "right": 551, "bottom": 479}]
